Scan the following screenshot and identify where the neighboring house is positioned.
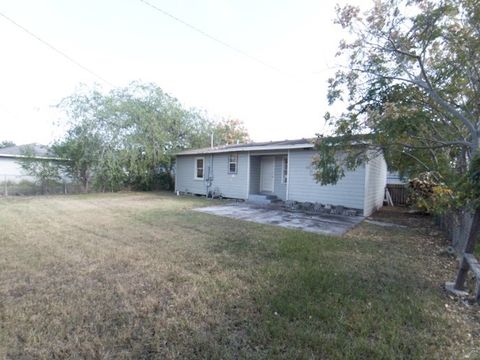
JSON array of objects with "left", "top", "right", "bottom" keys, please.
[
  {"left": 387, "top": 171, "right": 407, "bottom": 185},
  {"left": 175, "top": 139, "right": 387, "bottom": 216},
  {"left": 0, "top": 144, "right": 63, "bottom": 182}
]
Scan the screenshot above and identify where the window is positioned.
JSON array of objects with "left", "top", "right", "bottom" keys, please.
[
  {"left": 195, "top": 157, "right": 204, "bottom": 179},
  {"left": 228, "top": 153, "right": 238, "bottom": 174},
  {"left": 282, "top": 156, "right": 288, "bottom": 184}
]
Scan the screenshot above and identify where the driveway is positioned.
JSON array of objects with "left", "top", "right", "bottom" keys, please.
[{"left": 194, "top": 203, "right": 364, "bottom": 236}]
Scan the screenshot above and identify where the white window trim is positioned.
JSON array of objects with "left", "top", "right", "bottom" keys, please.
[
  {"left": 194, "top": 157, "right": 205, "bottom": 180},
  {"left": 228, "top": 153, "right": 238, "bottom": 174},
  {"left": 281, "top": 156, "right": 288, "bottom": 184}
]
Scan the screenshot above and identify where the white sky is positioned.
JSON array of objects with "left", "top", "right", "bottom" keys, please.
[{"left": 0, "top": 0, "right": 370, "bottom": 145}]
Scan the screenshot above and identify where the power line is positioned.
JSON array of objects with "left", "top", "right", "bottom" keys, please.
[
  {"left": 139, "top": 0, "right": 283, "bottom": 73},
  {"left": 0, "top": 11, "right": 115, "bottom": 87}
]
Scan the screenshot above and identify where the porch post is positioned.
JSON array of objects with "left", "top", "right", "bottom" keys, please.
[
  {"left": 286, "top": 150, "right": 290, "bottom": 200},
  {"left": 246, "top": 152, "right": 250, "bottom": 199}
]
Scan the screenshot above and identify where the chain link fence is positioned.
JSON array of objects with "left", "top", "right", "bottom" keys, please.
[{"left": 0, "top": 174, "right": 83, "bottom": 196}]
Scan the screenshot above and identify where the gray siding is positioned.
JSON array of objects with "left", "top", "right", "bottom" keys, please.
[
  {"left": 287, "top": 150, "right": 366, "bottom": 210},
  {"left": 175, "top": 155, "right": 208, "bottom": 195},
  {"left": 363, "top": 153, "right": 387, "bottom": 216},
  {"left": 210, "top": 152, "right": 248, "bottom": 198},
  {"left": 176, "top": 149, "right": 386, "bottom": 213},
  {"left": 175, "top": 153, "right": 248, "bottom": 198},
  {"left": 272, "top": 155, "right": 287, "bottom": 200}
]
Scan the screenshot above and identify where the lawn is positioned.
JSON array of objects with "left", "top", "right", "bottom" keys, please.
[{"left": 0, "top": 192, "right": 479, "bottom": 359}]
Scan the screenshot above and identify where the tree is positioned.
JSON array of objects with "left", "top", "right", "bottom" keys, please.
[
  {"left": 212, "top": 118, "right": 250, "bottom": 146},
  {"left": 315, "top": 0, "right": 480, "bottom": 292},
  {"left": 55, "top": 82, "right": 250, "bottom": 191},
  {"left": 18, "top": 145, "right": 62, "bottom": 194},
  {"left": 53, "top": 122, "right": 102, "bottom": 192},
  {"left": 0, "top": 140, "right": 15, "bottom": 149}
]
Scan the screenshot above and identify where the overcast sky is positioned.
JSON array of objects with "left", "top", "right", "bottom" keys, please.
[{"left": 0, "top": 0, "right": 370, "bottom": 145}]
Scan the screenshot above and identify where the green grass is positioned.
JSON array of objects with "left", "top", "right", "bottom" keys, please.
[{"left": 0, "top": 192, "right": 478, "bottom": 359}]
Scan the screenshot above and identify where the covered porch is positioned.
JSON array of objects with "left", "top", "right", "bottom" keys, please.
[{"left": 248, "top": 153, "right": 288, "bottom": 202}]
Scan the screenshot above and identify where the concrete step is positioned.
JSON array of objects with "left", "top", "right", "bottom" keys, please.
[{"left": 247, "top": 194, "right": 278, "bottom": 205}]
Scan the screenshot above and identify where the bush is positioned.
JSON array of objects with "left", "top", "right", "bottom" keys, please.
[{"left": 152, "top": 172, "right": 174, "bottom": 191}]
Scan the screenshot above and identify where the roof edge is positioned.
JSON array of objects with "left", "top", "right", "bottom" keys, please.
[
  {"left": 176, "top": 141, "right": 315, "bottom": 156},
  {"left": 0, "top": 153, "right": 67, "bottom": 161}
]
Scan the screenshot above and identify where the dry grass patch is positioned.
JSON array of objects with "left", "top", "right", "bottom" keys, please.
[{"left": 0, "top": 193, "right": 478, "bottom": 359}]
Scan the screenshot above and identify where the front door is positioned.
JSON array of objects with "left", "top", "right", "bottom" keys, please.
[{"left": 260, "top": 156, "right": 275, "bottom": 192}]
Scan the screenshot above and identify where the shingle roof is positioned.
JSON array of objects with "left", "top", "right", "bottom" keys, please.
[
  {"left": 0, "top": 144, "right": 59, "bottom": 159},
  {"left": 176, "top": 138, "right": 315, "bottom": 155}
]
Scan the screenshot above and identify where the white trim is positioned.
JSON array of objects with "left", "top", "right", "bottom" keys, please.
[
  {"left": 247, "top": 151, "right": 288, "bottom": 156},
  {"left": 177, "top": 143, "right": 314, "bottom": 156},
  {"left": 194, "top": 157, "right": 205, "bottom": 180},
  {"left": 0, "top": 154, "right": 66, "bottom": 161},
  {"left": 227, "top": 153, "right": 238, "bottom": 174},
  {"left": 246, "top": 152, "right": 250, "bottom": 198},
  {"left": 286, "top": 150, "right": 290, "bottom": 200}
]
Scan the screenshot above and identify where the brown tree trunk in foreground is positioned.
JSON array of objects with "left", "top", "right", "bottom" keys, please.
[{"left": 454, "top": 208, "right": 480, "bottom": 290}]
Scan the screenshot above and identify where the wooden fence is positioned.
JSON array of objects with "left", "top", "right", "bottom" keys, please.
[
  {"left": 386, "top": 184, "right": 408, "bottom": 206},
  {"left": 435, "top": 210, "right": 475, "bottom": 254}
]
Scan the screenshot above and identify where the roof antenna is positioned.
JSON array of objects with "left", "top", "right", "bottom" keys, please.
[{"left": 210, "top": 133, "right": 214, "bottom": 148}]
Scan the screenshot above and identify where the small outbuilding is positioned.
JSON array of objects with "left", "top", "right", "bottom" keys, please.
[{"left": 175, "top": 139, "right": 387, "bottom": 216}]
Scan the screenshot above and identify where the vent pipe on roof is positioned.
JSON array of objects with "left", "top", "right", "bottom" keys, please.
[{"left": 210, "top": 133, "right": 214, "bottom": 148}]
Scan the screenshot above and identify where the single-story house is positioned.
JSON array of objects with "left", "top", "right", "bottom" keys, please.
[
  {"left": 0, "top": 144, "right": 63, "bottom": 183},
  {"left": 175, "top": 139, "right": 387, "bottom": 216},
  {"left": 387, "top": 171, "right": 407, "bottom": 184}
]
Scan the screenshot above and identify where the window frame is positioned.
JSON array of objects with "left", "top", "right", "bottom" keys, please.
[
  {"left": 194, "top": 157, "right": 205, "bottom": 180},
  {"left": 281, "top": 156, "right": 288, "bottom": 184},
  {"left": 227, "top": 153, "right": 238, "bottom": 175}
]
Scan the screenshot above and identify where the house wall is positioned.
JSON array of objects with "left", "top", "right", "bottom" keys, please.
[
  {"left": 176, "top": 149, "right": 387, "bottom": 215},
  {"left": 287, "top": 149, "right": 366, "bottom": 210},
  {"left": 175, "top": 153, "right": 248, "bottom": 198},
  {"left": 0, "top": 157, "right": 35, "bottom": 182},
  {"left": 175, "top": 155, "right": 208, "bottom": 195},
  {"left": 210, "top": 152, "right": 248, "bottom": 198},
  {"left": 363, "top": 152, "right": 387, "bottom": 216},
  {"left": 387, "top": 171, "right": 406, "bottom": 184}
]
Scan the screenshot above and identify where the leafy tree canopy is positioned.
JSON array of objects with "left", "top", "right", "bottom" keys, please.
[
  {"left": 316, "top": 0, "right": 480, "bottom": 211},
  {"left": 18, "top": 145, "right": 62, "bottom": 194},
  {"left": 54, "top": 81, "right": 250, "bottom": 191},
  {"left": 0, "top": 140, "right": 15, "bottom": 149}
]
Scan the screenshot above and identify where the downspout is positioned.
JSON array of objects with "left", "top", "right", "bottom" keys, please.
[
  {"left": 206, "top": 154, "right": 214, "bottom": 197},
  {"left": 174, "top": 156, "right": 178, "bottom": 195}
]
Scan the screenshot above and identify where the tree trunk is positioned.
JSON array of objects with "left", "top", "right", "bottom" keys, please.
[{"left": 454, "top": 208, "right": 480, "bottom": 290}]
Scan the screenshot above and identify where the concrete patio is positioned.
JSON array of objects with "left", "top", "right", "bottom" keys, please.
[{"left": 194, "top": 203, "right": 364, "bottom": 236}]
